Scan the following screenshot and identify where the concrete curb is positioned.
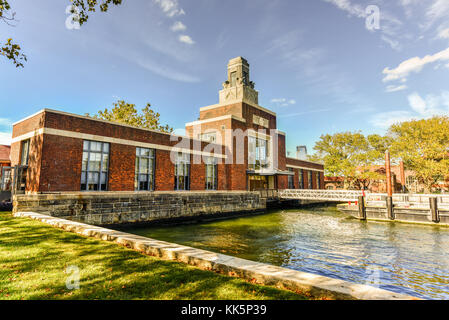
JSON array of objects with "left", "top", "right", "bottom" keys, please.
[{"left": 14, "top": 211, "right": 420, "bottom": 300}]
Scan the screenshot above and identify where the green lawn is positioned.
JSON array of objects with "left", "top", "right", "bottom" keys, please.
[{"left": 0, "top": 212, "right": 307, "bottom": 300}]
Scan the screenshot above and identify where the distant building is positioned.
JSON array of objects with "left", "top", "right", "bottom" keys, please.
[
  {"left": 10, "top": 57, "right": 324, "bottom": 193},
  {"left": 0, "top": 145, "right": 10, "bottom": 168},
  {"left": 325, "top": 164, "right": 448, "bottom": 193}
]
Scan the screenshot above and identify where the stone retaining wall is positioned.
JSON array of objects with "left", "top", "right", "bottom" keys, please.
[
  {"left": 14, "top": 211, "right": 419, "bottom": 300},
  {"left": 13, "top": 191, "right": 265, "bottom": 226}
]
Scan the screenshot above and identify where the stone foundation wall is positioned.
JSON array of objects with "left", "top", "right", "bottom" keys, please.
[{"left": 13, "top": 191, "right": 266, "bottom": 226}]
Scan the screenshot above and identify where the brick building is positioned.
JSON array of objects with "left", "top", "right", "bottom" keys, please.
[
  {"left": 10, "top": 57, "right": 324, "bottom": 194},
  {"left": 0, "top": 145, "right": 10, "bottom": 168}
]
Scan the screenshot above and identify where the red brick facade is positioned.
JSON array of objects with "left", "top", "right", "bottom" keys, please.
[{"left": 10, "top": 58, "right": 324, "bottom": 194}]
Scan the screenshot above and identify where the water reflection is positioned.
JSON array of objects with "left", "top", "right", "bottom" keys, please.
[{"left": 127, "top": 206, "right": 449, "bottom": 299}]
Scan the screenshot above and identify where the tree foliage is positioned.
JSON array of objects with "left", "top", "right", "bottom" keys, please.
[
  {"left": 0, "top": 37, "right": 27, "bottom": 67},
  {"left": 312, "top": 116, "right": 449, "bottom": 192},
  {"left": 70, "top": 0, "right": 123, "bottom": 26},
  {"left": 310, "top": 132, "right": 391, "bottom": 190},
  {"left": 90, "top": 100, "right": 173, "bottom": 134},
  {"left": 389, "top": 116, "right": 449, "bottom": 192}
]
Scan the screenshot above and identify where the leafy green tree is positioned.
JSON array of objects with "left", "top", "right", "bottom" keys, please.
[
  {"left": 1, "top": 0, "right": 122, "bottom": 67},
  {"left": 90, "top": 100, "right": 173, "bottom": 134},
  {"left": 310, "top": 132, "right": 389, "bottom": 190},
  {"left": 389, "top": 116, "right": 449, "bottom": 192}
]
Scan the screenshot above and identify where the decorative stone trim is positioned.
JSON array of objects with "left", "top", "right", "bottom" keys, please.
[{"left": 14, "top": 211, "right": 419, "bottom": 300}]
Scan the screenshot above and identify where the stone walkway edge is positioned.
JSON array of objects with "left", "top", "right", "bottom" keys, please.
[{"left": 14, "top": 211, "right": 420, "bottom": 300}]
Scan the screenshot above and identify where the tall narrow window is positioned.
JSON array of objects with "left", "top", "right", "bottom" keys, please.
[
  {"left": 205, "top": 157, "right": 218, "bottom": 190},
  {"left": 20, "top": 139, "right": 30, "bottom": 166},
  {"left": 135, "top": 148, "right": 155, "bottom": 191},
  {"left": 288, "top": 168, "right": 295, "bottom": 189},
  {"left": 316, "top": 172, "right": 321, "bottom": 189},
  {"left": 81, "top": 141, "right": 109, "bottom": 191},
  {"left": 248, "top": 136, "right": 269, "bottom": 170},
  {"left": 231, "top": 71, "right": 237, "bottom": 87},
  {"left": 299, "top": 170, "right": 304, "bottom": 189},
  {"left": 308, "top": 171, "right": 313, "bottom": 189},
  {"left": 174, "top": 153, "right": 190, "bottom": 191}
]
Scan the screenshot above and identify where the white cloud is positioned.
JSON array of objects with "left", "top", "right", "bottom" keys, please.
[
  {"left": 153, "top": 0, "right": 185, "bottom": 18},
  {"left": 371, "top": 91, "right": 449, "bottom": 128},
  {"left": 136, "top": 57, "right": 200, "bottom": 83},
  {"left": 408, "top": 91, "right": 449, "bottom": 116},
  {"left": 171, "top": 21, "right": 186, "bottom": 32},
  {"left": 0, "top": 118, "right": 12, "bottom": 127},
  {"left": 0, "top": 132, "right": 12, "bottom": 145},
  {"left": 178, "top": 35, "right": 195, "bottom": 45},
  {"left": 323, "top": 0, "right": 403, "bottom": 50},
  {"left": 382, "top": 46, "right": 449, "bottom": 82},
  {"left": 370, "top": 111, "right": 416, "bottom": 129},
  {"left": 438, "top": 28, "right": 449, "bottom": 39},
  {"left": 386, "top": 84, "right": 407, "bottom": 93},
  {"left": 323, "top": 0, "right": 365, "bottom": 19},
  {"left": 271, "top": 98, "right": 296, "bottom": 107},
  {"left": 427, "top": 0, "right": 449, "bottom": 23}
]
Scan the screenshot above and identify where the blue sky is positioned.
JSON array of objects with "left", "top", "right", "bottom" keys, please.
[{"left": 1, "top": 0, "right": 449, "bottom": 155}]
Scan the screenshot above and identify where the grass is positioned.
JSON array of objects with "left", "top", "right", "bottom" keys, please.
[{"left": 0, "top": 212, "right": 307, "bottom": 300}]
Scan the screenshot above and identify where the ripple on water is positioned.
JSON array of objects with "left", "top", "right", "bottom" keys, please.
[{"left": 127, "top": 206, "right": 449, "bottom": 300}]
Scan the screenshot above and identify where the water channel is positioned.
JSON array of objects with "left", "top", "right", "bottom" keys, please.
[{"left": 126, "top": 205, "right": 449, "bottom": 299}]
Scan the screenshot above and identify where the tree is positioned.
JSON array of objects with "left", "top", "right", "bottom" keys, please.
[
  {"left": 90, "top": 100, "right": 173, "bottom": 134},
  {"left": 1, "top": 0, "right": 122, "bottom": 67},
  {"left": 389, "top": 116, "right": 449, "bottom": 192},
  {"left": 310, "top": 132, "right": 389, "bottom": 190}
]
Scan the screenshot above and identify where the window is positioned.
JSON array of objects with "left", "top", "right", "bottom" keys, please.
[
  {"left": 316, "top": 172, "right": 321, "bottom": 189},
  {"left": 135, "top": 148, "right": 155, "bottom": 191},
  {"left": 288, "top": 168, "right": 295, "bottom": 189},
  {"left": 308, "top": 171, "right": 313, "bottom": 189},
  {"left": 20, "top": 139, "right": 30, "bottom": 166},
  {"left": 205, "top": 157, "right": 218, "bottom": 190},
  {"left": 174, "top": 153, "right": 190, "bottom": 191},
  {"left": 243, "top": 71, "right": 249, "bottom": 85},
  {"left": 231, "top": 71, "right": 237, "bottom": 87},
  {"left": 81, "top": 141, "right": 109, "bottom": 191},
  {"left": 299, "top": 170, "right": 304, "bottom": 189},
  {"left": 248, "top": 136, "right": 269, "bottom": 170}
]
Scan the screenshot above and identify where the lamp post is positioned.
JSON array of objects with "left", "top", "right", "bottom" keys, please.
[
  {"left": 385, "top": 151, "right": 394, "bottom": 220},
  {"left": 400, "top": 160, "right": 406, "bottom": 193}
]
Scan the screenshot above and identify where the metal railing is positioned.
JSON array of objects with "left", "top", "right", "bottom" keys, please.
[
  {"left": 279, "top": 189, "right": 364, "bottom": 202},
  {"left": 276, "top": 189, "right": 449, "bottom": 207}
]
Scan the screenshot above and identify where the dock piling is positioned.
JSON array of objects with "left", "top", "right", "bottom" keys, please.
[
  {"left": 358, "top": 196, "right": 366, "bottom": 220},
  {"left": 430, "top": 197, "right": 439, "bottom": 223}
]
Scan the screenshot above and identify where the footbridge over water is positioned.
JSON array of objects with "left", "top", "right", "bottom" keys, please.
[{"left": 259, "top": 189, "right": 449, "bottom": 208}]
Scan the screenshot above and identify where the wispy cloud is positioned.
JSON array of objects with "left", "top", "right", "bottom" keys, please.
[
  {"left": 0, "top": 118, "right": 12, "bottom": 127},
  {"left": 153, "top": 0, "right": 185, "bottom": 18},
  {"left": 385, "top": 84, "right": 408, "bottom": 93},
  {"left": 438, "top": 28, "right": 449, "bottom": 39},
  {"left": 323, "top": 0, "right": 403, "bottom": 50},
  {"left": 178, "top": 35, "right": 195, "bottom": 45},
  {"left": 382, "top": 46, "right": 449, "bottom": 82},
  {"left": 153, "top": 0, "right": 195, "bottom": 45},
  {"left": 370, "top": 91, "right": 449, "bottom": 128},
  {"left": 271, "top": 98, "right": 296, "bottom": 107},
  {"left": 135, "top": 56, "right": 200, "bottom": 83},
  {"left": 0, "top": 132, "right": 12, "bottom": 145},
  {"left": 171, "top": 21, "right": 186, "bottom": 32},
  {"left": 370, "top": 110, "right": 416, "bottom": 129}
]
